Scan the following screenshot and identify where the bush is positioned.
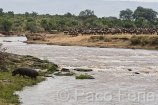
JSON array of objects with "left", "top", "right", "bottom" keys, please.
[
  {"left": 0, "top": 47, "right": 8, "bottom": 71},
  {"left": 130, "top": 35, "right": 141, "bottom": 45},
  {"left": 130, "top": 35, "right": 149, "bottom": 46},
  {"left": 90, "top": 36, "right": 104, "bottom": 41},
  {"left": 99, "top": 36, "right": 104, "bottom": 40},
  {"left": 130, "top": 35, "right": 158, "bottom": 46},
  {"left": 140, "top": 36, "right": 149, "bottom": 46},
  {"left": 148, "top": 36, "right": 158, "bottom": 45},
  {"left": 47, "top": 65, "right": 58, "bottom": 73}
]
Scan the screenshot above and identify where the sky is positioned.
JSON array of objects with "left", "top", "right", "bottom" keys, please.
[{"left": 0, "top": 0, "right": 158, "bottom": 17}]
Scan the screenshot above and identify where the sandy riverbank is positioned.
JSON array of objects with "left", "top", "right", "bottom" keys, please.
[{"left": 25, "top": 33, "right": 158, "bottom": 50}]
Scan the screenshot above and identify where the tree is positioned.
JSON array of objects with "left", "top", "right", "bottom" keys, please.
[
  {"left": 26, "top": 17, "right": 34, "bottom": 22},
  {"left": 106, "top": 16, "right": 117, "bottom": 20},
  {"left": 153, "top": 18, "right": 158, "bottom": 28},
  {"left": 41, "top": 19, "right": 52, "bottom": 31},
  {"left": 0, "top": 8, "right": 4, "bottom": 17},
  {"left": 64, "top": 12, "right": 73, "bottom": 18},
  {"left": 71, "top": 20, "right": 78, "bottom": 26},
  {"left": 7, "top": 11, "right": 14, "bottom": 17},
  {"left": 31, "top": 11, "right": 38, "bottom": 17},
  {"left": 133, "top": 6, "right": 158, "bottom": 22},
  {"left": 59, "top": 20, "right": 65, "bottom": 29},
  {"left": 0, "top": 18, "right": 12, "bottom": 32},
  {"left": 119, "top": 8, "right": 133, "bottom": 20},
  {"left": 134, "top": 17, "right": 145, "bottom": 28},
  {"left": 79, "top": 9, "right": 95, "bottom": 17},
  {"left": 123, "top": 21, "right": 136, "bottom": 28},
  {"left": 26, "top": 22, "right": 41, "bottom": 33},
  {"left": 25, "top": 12, "right": 30, "bottom": 17}
]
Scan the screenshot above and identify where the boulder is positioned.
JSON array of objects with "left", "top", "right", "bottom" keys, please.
[{"left": 61, "top": 68, "right": 70, "bottom": 72}]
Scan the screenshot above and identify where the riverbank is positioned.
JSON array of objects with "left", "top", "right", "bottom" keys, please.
[
  {"left": 0, "top": 51, "right": 58, "bottom": 105},
  {"left": 26, "top": 33, "right": 158, "bottom": 50},
  {"left": 2, "top": 38, "right": 158, "bottom": 105}
]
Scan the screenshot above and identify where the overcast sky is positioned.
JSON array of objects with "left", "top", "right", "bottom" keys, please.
[{"left": 0, "top": 0, "right": 158, "bottom": 17}]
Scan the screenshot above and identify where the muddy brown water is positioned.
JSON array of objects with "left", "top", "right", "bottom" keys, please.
[{"left": 1, "top": 37, "right": 158, "bottom": 105}]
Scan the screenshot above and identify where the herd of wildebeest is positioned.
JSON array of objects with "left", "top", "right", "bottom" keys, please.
[
  {"left": 1, "top": 28, "right": 158, "bottom": 37},
  {"left": 63, "top": 28, "right": 158, "bottom": 36}
]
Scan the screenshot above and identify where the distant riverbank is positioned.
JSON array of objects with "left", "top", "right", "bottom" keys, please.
[{"left": 25, "top": 33, "right": 158, "bottom": 50}]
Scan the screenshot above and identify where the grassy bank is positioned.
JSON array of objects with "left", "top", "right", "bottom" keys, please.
[
  {"left": 0, "top": 51, "right": 58, "bottom": 105},
  {"left": 0, "top": 71, "right": 45, "bottom": 104},
  {"left": 130, "top": 35, "right": 158, "bottom": 49},
  {"left": 88, "top": 34, "right": 158, "bottom": 50}
]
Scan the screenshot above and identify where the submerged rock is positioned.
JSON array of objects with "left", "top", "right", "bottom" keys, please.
[
  {"left": 128, "top": 69, "right": 132, "bottom": 71},
  {"left": 51, "top": 62, "right": 58, "bottom": 68},
  {"left": 86, "top": 75, "right": 95, "bottom": 79},
  {"left": 54, "top": 71, "right": 75, "bottom": 76},
  {"left": 61, "top": 68, "right": 70, "bottom": 72},
  {"left": 74, "top": 68, "right": 93, "bottom": 72},
  {"left": 76, "top": 74, "right": 95, "bottom": 79}
]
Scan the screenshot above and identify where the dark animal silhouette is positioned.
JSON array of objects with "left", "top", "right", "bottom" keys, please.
[{"left": 12, "top": 67, "right": 38, "bottom": 80}]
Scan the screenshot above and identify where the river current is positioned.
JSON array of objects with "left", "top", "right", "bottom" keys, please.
[{"left": 1, "top": 37, "right": 158, "bottom": 105}]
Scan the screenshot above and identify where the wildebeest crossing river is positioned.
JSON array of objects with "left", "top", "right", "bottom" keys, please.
[{"left": 1, "top": 37, "right": 158, "bottom": 105}]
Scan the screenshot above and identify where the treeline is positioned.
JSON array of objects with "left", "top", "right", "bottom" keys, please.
[{"left": 0, "top": 6, "right": 158, "bottom": 33}]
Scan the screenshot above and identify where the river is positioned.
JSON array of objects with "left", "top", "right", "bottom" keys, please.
[{"left": 1, "top": 37, "right": 158, "bottom": 105}]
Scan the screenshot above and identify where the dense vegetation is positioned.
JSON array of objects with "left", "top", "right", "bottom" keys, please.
[{"left": 0, "top": 6, "right": 158, "bottom": 33}]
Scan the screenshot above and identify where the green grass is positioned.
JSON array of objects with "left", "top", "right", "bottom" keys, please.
[
  {"left": 47, "top": 65, "right": 58, "bottom": 73},
  {"left": 0, "top": 52, "right": 58, "bottom": 105},
  {"left": 0, "top": 71, "right": 45, "bottom": 105},
  {"left": 76, "top": 74, "right": 94, "bottom": 79},
  {"left": 0, "top": 98, "right": 8, "bottom": 105}
]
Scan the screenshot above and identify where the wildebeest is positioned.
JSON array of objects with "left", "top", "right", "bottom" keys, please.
[{"left": 12, "top": 67, "right": 38, "bottom": 80}]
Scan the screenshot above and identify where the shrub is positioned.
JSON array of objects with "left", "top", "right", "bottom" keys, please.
[
  {"left": 140, "top": 36, "right": 149, "bottom": 46},
  {"left": 130, "top": 35, "right": 158, "bottom": 46},
  {"left": 47, "top": 65, "right": 58, "bottom": 73},
  {"left": 130, "top": 35, "right": 141, "bottom": 45},
  {"left": 0, "top": 47, "right": 8, "bottom": 71},
  {"left": 99, "top": 36, "right": 104, "bottom": 40},
  {"left": 148, "top": 36, "right": 158, "bottom": 45},
  {"left": 90, "top": 36, "right": 104, "bottom": 41},
  {"left": 104, "top": 38, "right": 110, "bottom": 42}
]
